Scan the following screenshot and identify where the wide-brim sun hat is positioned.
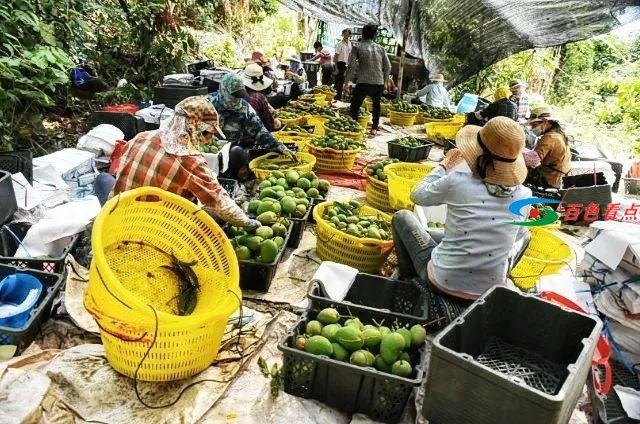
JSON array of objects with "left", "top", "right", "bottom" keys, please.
[
  {"left": 526, "top": 105, "right": 561, "bottom": 125},
  {"left": 242, "top": 63, "right": 273, "bottom": 91},
  {"left": 456, "top": 116, "right": 527, "bottom": 186},
  {"left": 430, "top": 73, "right": 446, "bottom": 82}
]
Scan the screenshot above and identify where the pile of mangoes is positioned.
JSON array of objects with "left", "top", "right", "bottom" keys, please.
[
  {"left": 198, "top": 140, "right": 220, "bottom": 154},
  {"left": 310, "top": 134, "right": 363, "bottom": 151},
  {"left": 420, "top": 105, "right": 454, "bottom": 120},
  {"left": 339, "top": 106, "right": 371, "bottom": 117},
  {"left": 255, "top": 159, "right": 309, "bottom": 171},
  {"left": 282, "top": 125, "right": 312, "bottom": 133},
  {"left": 365, "top": 158, "right": 399, "bottom": 182},
  {"left": 228, "top": 218, "right": 288, "bottom": 263},
  {"left": 321, "top": 200, "right": 392, "bottom": 240},
  {"left": 390, "top": 136, "right": 424, "bottom": 148},
  {"left": 276, "top": 108, "right": 305, "bottom": 119},
  {"left": 295, "top": 307, "right": 426, "bottom": 377},
  {"left": 316, "top": 85, "right": 336, "bottom": 94},
  {"left": 390, "top": 101, "right": 419, "bottom": 113},
  {"left": 528, "top": 203, "right": 557, "bottom": 223},
  {"left": 251, "top": 170, "right": 330, "bottom": 218},
  {"left": 325, "top": 116, "right": 362, "bottom": 133},
  {"left": 291, "top": 103, "right": 336, "bottom": 118}
]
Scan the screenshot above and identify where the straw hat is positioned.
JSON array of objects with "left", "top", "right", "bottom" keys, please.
[
  {"left": 509, "top": 79, "right": 527, "bottom": 89},
  {"left": 242, "top": 63, "right": 273, "bottom": 91},
  {"left": 527, "top": 106, "right": 560, "bottom": 124},
  {"left": 456, "top": 116, "right": 527, "bottom": 186},
  {"left": 431, "top": 73, "right": 446, "bottom": 82},
  {"left": 251, "top": 51, "right": 270, "bottom": 67}
]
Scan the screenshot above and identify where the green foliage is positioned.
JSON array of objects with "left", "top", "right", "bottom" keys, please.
[
  {"left": 552, "top": 41, "right": 594, "bottom": 103},
  {"left": 0, "top": 0, "right": 80, "bottom": 150}
]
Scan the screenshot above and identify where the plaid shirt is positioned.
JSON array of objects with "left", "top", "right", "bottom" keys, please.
[
  {"left": 346, "top": 40, "right": 391, "bottom": 86},
  {"left": 113, "top": 131, "right": 250, "bottom": 226},
  {"left": 247, "top": 91, "right": 276, "bottom": 131},
  {"left": 510, "top": 93, "right": 531, "bottom": 121}
]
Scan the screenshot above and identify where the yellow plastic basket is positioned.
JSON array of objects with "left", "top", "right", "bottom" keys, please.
[
  {"left": 365, "top": 173, "right": 394, "bottom": 212},
  {"left": 510, "top": 227, "right": 573, "bottom": 291},
  {"left": 363, "top": 97, "right": 372, "bottom": 111},
  {"left": 323, "top": 122, "right": 364, "bottom": 141},
  {"left": 306, "top": 115, "right": 328, "bottom": 135},
  {"left": 300, "top": 93, "right": 326, "bottom": 106},
  {"left": 279, "top": 116, "right": 305, "bottom": 127},
  {"left": 307, "top": 141, "right": 360, "bottom": 173},
  {"left": 272, "top": 133, "right": 313, "bottom": 152},
  {"left": 313, "top": 201, "right": 395, "bottom": 273},
  {"left": 249, "top": 152, "right": 316, "bottom": 181},
  {"left": 84, "top": 187, "right": 241, "bottom": 381},
  {"left": 385, "top": 162, "right": 435, "bottom": 210},
  {"left": 452, "top": 113, "right": 466, "bottom": 124},
  {"left": 312, "top": 87, "right": 336, "bottom": 101},
  {"left": 389, "top": 110, "right": 418, "bottom": 126},
  {"left": 425, "top": 122, "right": 463, "bottom": 140}
]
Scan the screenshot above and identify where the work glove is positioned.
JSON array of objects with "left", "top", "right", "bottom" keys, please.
[
  {"left": 244, "top": 219, "right": 261, "bottom": 231},
  {"left": 282, "top": 147, "right": 299, "bottom": 163}
]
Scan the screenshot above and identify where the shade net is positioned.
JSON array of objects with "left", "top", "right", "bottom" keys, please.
[{"left": 280, "top": 0, "right": 640, "bottom": 84}]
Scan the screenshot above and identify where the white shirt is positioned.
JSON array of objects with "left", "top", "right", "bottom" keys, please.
[
  {"left": 411, "top": 167, "right": 531, "bottom": 297},
  {"left": 335, "top": 40, "right": 352, "bottom": 63},
  {"left": 416, "top": 82, "right": 451, "bottom": 107}
]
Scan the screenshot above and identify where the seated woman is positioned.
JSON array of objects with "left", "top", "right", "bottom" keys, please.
[
  {"left": 207, "top": 73, "right": 296, "bottom": 181},
  {"left": 391, "top": 117, "right": 531, "bottom": 328},
  {"left": 475, "top": 86, "right": 517, "bottom": 123},
  {"left": 242, "top": 63, "right": 281, "bottom": 132},
  {"left": 106, "top": 96, "right": 260, "bottom": 230},
  {"left": 523, "top": 106, "right": 571, "bottom": 189}
]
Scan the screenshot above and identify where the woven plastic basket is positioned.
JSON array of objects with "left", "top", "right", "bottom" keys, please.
[
  {"left": 312, "top": 87, "right": 336, "bottom": 101},
  {"left": 385, "top": 163, "right": 435, "bottom": 210},
  {"left": 510, "top": 227, "right": 573, "bottom": 291},
  {"left": 249, "top": 152, "right": 316, "bottom": 180},
  {"left": 389, "top": 110, "right": 418, "bottom": 126},
  {"left": 306, "top": 142, "right": 360, "bottom": 173},
  {"left": 306, "top": 115, "right": 328, "bottom": 135},
  {"left": 365, "top": 174, "right": 394, "bottom": 212},
  {"left": 425, "top": 122, "right": 463, "bottom": 140},
  {"left": 84, "top": 186, "right": 241, "bottom": 381},
  {"left": 279, "top": 116, "right": 305, "bottom": 127},
  {"left": 313, "top": 201, "right": 394, "bottom": 273},
  {"left": 271, "top": 134, "right": 312, "bottom": 152},
  {"left": 323, "top": 122, "right": 364, "bottom": 141}
]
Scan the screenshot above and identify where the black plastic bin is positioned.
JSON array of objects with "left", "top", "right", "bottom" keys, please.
[
  {"left": 153, "top": 85, "right": 208, "bottom": 109},
  {"left": 387, "top": 139, "right": 433, "bottom": 162},
  {"left": 0, "top": 264, "right": 64, "bottom": 355},
  {"left": 307, "top": 196, "right": 326, "bottom": 224},
  {"left": 424, "top": 286, "right": 603, "bottom": 424},
  {"left": 0, "top": 170, "right": 17, "bottom": 225},
  {"left": 278, "top": 303, "right": 427, "bottom": 423},
  {"left": 588, "top": 360, "right": 640, "bottom": 424},
  {"left": 225, "top": 223, "right": 291, "bottom": 292},
  {"left": 0, "top": 150, "right": 33, "bottom": 183},
  {"left": 286, "top": 206, "right": 311, "bottom": 249},
  {"left": 308, "top": 274, "right": 428, "bottom": 321},
  {"left": 0, "top": 222, "right": 79, "bottom": 274}
]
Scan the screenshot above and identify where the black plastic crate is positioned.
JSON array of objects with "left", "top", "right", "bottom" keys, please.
[
  {"left": 0, "top": 150, "right": 33, "bottom": 183},
  {"left": 0, "top": 171, "right": 17, "bottom": 225},
  {"left": 589, "top": 360, "right": 640, "bottom": 424},
  {"left": 0, "top": 222, "right": 79, "bottom": 274},
  {"left": 424, "top": 286, "right": 603, "bottom": 424},
  {"left": 287, "top": 206, "right": 311, "bottom": 249},
  {"left": 387, "top": 139, "right": 433, "bottom": 162},
  {"left": 0, "top": 264, "right": 64, "bottom": 355},
  {"left": 308, "top": 274, "right": 427, "bottom": 321},
  {"left": 307, "top": 196, "right": 326, "bottom": 224},
  {"left": 91, "top": 111, "right": 146, "bottom": 141},
  {"left": 225, "top": 223, "right": 291, "bottom": 292},
  {"left": 153, "top": 85, "right": 208, "bottom": 109},
  {"left": 278, "top": 303, "right": 427, "bottom": 423}
]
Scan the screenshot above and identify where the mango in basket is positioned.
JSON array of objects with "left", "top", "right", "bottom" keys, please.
[
  {"left": 321, "top": 201, "right": 392, "bottom": 240},
  {"left": 325, "top": 116, "right": 362, "bottom": 133},
  {"left": 365, "top": 158, "right": 400, "bottom": 182},
  {"left": 311, "top": 134, "right": 363, "bottom": 151},
  {"left": 255, "top": 170, "right": 330, "bottom": 203},
  {"left": 227, "top": 220, "right": 289, "bottom": 263}
]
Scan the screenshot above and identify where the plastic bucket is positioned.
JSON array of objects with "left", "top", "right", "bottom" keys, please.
[
  {"left": 0, "top": 273, "right": 43, "bottom": 328},
  {"left": 456, "top": 93, "right": 478, "bottom": 114}
]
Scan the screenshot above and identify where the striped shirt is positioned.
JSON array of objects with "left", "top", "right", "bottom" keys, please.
[
  {"left": 510, "top": 93, "right": 531, "bottom": 121},
  {"left": 113, "top": 131, "right": 250, "bottom": 226},
  {"left": 345, "top": 40, "right": 391, "bottom": 86}
]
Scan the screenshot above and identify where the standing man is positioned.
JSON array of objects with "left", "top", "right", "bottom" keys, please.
[
  {"left": 509, "top": 79, "right": 531, "bottom": 123},
  {"left": 344, "top": 24, "right": 391, "bottom": 136},
  {"left": 333, "top": 28, "right": 352, "bottom": 100},
  {"left": 414, "top": 74, "right": 451, "bottom": 107}
]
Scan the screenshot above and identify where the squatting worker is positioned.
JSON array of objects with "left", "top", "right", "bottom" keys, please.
[
  {"left": 111, "top": 96, "right": 261, "bottom": 230},
  {"left": 207, "top": 73, "right": 297, "bottom": 181},
  {"left": 391, "top": 117, "right": 531, "bottom": 329},
  {"left": 344, "top": 23, "right": 391, "bottom": 136}
]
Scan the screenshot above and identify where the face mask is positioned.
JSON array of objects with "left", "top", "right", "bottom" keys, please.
[{"left": 531, "top": 127, "right": 544, "bottom": 136}]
